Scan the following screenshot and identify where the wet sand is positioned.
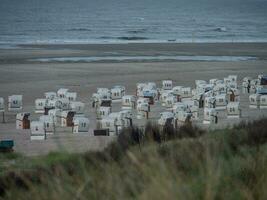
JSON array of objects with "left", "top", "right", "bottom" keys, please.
[
  {"left": 0, "top": 43, "right": 267, "bottom": 156},
  {"left": 1, "top": 42, "right": 267, "bottom": 63}
]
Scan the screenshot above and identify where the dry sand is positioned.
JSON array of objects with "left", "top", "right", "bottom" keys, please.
[{"left": 0, "top": 43, "right": 267, "bottom": 156}]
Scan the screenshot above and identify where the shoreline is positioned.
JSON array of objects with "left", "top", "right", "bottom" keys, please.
[
  {"left": 1, "top": 42, "right": 267, "bottom": 64},
  {"left": 17, "top": 42, "right": 267, "bottom": 52},
  {"left": 1, "top": 41, "right": 266, "bottom": 48},
  {"left": 29, "top": 55, "right": 258, "bottom": 63}
]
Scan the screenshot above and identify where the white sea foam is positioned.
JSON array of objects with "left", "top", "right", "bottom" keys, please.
[{"left": 30, "top": 55, "right": 257, "bottom": 62}]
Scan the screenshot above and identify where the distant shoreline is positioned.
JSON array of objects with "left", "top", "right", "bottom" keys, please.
[
  {"left": 17, "top": 41, "right": 267, "bottom": 48},
  {"left": 1, "top": 40, "right": 267, "bottom": 48}
]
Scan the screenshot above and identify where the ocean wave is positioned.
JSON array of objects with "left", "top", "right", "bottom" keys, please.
[
  {"left": 135, "top": 17, "right": 145, "bottom": 21},
  {"left": 116, "top": 36, "right": 149, "bottom": 40},
  {"left": 98, "top": 36, "right": 149, "bottom": 41},
  {"left": 67, "top": 28, "right": 91, "bottom": 32},
  {"left": 29, "top": 55, "right": 257, "bottom": 63},
  {"left": 167, "top": 39, "right": 176, "bottom": 42},
  {"left": 98, "top": 36, "right": 114, "bottom": 39},
  {"left": 213, "top": 27, "right": 227, "bottom": 32},
  {"left": 127, "top": 28, "right": 148, "bottom": 34}
]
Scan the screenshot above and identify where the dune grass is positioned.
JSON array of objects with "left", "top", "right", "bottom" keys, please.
[{"left": 1, "top": 119, "right": 267, "bottom": 200}]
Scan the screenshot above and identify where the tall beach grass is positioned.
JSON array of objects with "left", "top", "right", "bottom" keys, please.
[{"left": 1, "top": 119, "right": 267, "bottom": 200}]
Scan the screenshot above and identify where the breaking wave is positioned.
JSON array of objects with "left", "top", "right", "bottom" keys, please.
[{"left": 213, "top": 27, "right": 227, "bottom": 32}]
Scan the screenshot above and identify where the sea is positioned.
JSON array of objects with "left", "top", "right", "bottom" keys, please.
[{"left": 0, "top": 0, "right": 267, "bottom": 45}]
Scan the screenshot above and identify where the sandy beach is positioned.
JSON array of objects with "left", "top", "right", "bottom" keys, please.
[
  {"left": 0, "top": 43, "right": 267, "bottom": 156},
  {"left": 1, "top": 42, "right": 267, "bottom": 63}
]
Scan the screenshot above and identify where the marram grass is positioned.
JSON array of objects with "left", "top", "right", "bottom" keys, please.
[{"left": 1, "top": 119, "right": 267, "bottom": 200}]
